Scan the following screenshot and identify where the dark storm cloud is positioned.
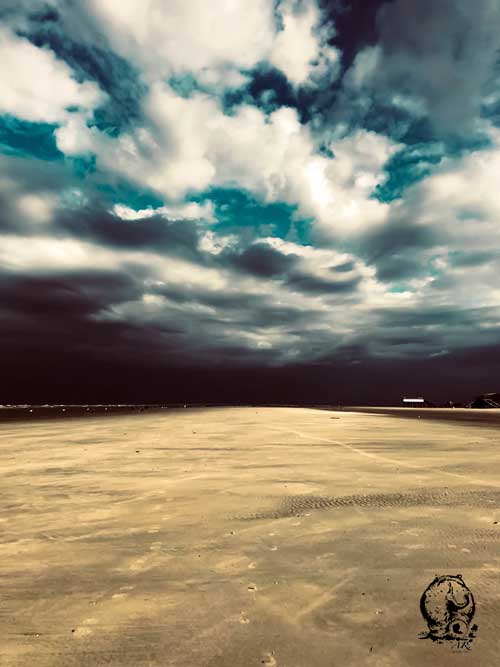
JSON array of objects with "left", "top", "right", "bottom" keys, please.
[
  {"left": 0, "top": 153, "right": 72, "bottom": 194},
  {"left": 350, "top": 0, "right": 500, "bottom": 136},
  {"left": 58, "top": 207, "right": 203, "bottom": 261},
  {"left": 0, "top": 154, "right": 206, "bottom": 260},
  {"left": 373, "top": 306, "right": 476, "bottom": 329},
  {"left": 0, "top": 197, "right": 355, "bottom": 389},
  {"left": 0, "top": 154, "right": 73, "bottom": 233},
  {"left": 312, "top": 343, "right": 500, "bottom": 405},
  {"left": 58, "top": 204, "right": 361, "bottom": 303},
  {"left": 0, "top": 262, "right": 232, "bottom": 392},
  {"left": 449, "top": 251, "right": 499, "bottom": 269},
  {"left": 148, "top": 276, "right": 312, "bottom": 340},
  {"left": 324, "top": 0, "right": 387, "bottom": 71},
  {"left": 360, "top": 218, "right": 438, "bottom": 282},
  {"left": 366, "top": 304, "right": 500, "bottom": 367},
  {"left": 286, "top": 270, "right": 360, "bottom": 294},
  {"left": 314, "top": 0, "right": 500, "bottom": 151},
  {"left": 222, "top": 244, "right": 361, "bottom": 296},
  {"left": 379, "top": 334, "right": 438, "bottom": 347},
  {"left": 0, "top": 268, "right": 141, "bottom": 320},
  {"left": 214, "top": 301, "right": 311, "bottom": 330},
  {"left": 0, "top": 267, "right": 160, "bottom": 385},
  {"left": 1, "top": 254, "right": 498, "bottom": 406},
  {"left": 0, "top": 0, "right": 43, "bottom": 23},
  {"left": 373, "top": 256, "right": 425, "bottom": 283},
  {"left": 226, "top": 242, "right": 298, "bottom": 277},
  {"left": 150, "top": 281, "right": 312, "bottom": 330},
  {"left": 330, "top": 260, "right": 355, "bottom": 273},
  {"left": 375, "top": 0, "right": 500, "bottom": 131}
]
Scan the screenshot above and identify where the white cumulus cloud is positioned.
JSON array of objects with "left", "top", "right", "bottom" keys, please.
[
  {"left": 113, "top": 201, "right": 215, "bottom": 222},
  {"left": 80, "top": 0, "right": 339, "bottom": 90},
  {"left": 270, "top": 0, "right": 340, "bottom": 87},
  {"left": 56, "top": 83, "right": 398, "bottom": 237},
  {"left": 0, "top": 26, "right": 105, "bottom": 124},
  {"left": 84, "top": 0, "right": 276, "bottom": 82}
]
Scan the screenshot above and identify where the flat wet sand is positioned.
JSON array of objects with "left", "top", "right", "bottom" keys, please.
[
  {"left": 1, "top": 407, "right": 499, "bottom": 666},
  {"left": 341, "top": 406, "right": 500, "bottom": 427}
]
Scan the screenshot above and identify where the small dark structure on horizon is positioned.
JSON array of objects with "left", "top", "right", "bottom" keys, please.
[{"left": 468, "top": 393, "right": 500, "bottom": 409}]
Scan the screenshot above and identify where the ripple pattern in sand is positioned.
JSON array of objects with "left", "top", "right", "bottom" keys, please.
[{"left": 236, "top": 487, "right": 500, "bottom": 520}]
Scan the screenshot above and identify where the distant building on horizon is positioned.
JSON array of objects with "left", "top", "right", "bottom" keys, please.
[
  {"left": 402, "top": 397, "right": 430, "bottom": 407},
  {"left": 468, "top": 393, "right": 500, "bottom": 409}
]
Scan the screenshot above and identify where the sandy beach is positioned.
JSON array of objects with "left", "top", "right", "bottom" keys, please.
[{"left": 1, "top": 406, "right": 499, "bottom": 666}]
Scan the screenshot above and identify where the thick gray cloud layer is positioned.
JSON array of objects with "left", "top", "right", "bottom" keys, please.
[
  {"left": 328, "top": 0, "right": 500, "bottom": 143},
  {"left": 374, "top": 0, "right": 500, "bottom": 134}
]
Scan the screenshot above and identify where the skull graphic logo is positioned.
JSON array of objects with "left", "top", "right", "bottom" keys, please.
[{"left": 420, "top": 574, "right": 478, "bottom": 644}]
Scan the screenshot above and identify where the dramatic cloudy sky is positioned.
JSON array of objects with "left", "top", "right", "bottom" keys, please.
[{"left": 1, "top": 0, "right": 500, "bottom": 404}]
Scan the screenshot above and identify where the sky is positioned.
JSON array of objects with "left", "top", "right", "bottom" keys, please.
[{"left": 1, "top": 0, "right": 500, "bottom": 405}]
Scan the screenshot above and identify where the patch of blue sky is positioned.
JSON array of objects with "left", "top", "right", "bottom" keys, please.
[
  {"left": 340, "top": 100, "right": 428, "bottom": 145},
  {"left": 190, "top": 187, "right": 313, "bottom": 244},
  {"left": 168, "top": 74, "right": 202, "bottom": 99},
  {"left": 169, "top": 66, "right": 311, "bottom": 123},
  {"left": 389, "top": 284, "right": 411, "bottom": 293},
  {"left": 70, "top": 156, "right": 97, "bottom": 178},
  {"left": 0, "top": 116, "right": 63, "bottom": 161},
  {"left": 373, "top": 133, "right": 491, "bottom": 203},
  {"left": 224, "top": 66, "right": 295, "bottom": 110},
  {"left": 428, "top": 257, "right": 444, "bottom": 277},
  {"left": 373, "top": 142, "right": 444, "bottom": 203},
  {"left": 224, "top": 65, "right": 320, "bottom": 124},
  {"left": 95, "top": 181, "right": 314, "bottom": 245},
  {"left": 97, "top": 182, "right": 164, "bottom": 211},
  {"left": 363, "top": 99, "right": 493, "bottom": 150}
]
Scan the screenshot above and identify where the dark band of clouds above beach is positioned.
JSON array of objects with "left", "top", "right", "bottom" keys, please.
[{"left": 1, "top": 0, "right": 500, "bottom": 403}]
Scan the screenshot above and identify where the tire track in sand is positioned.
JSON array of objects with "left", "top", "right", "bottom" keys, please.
[{"left": 269, "top": 425, "right": 500, "bottom": 490}]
